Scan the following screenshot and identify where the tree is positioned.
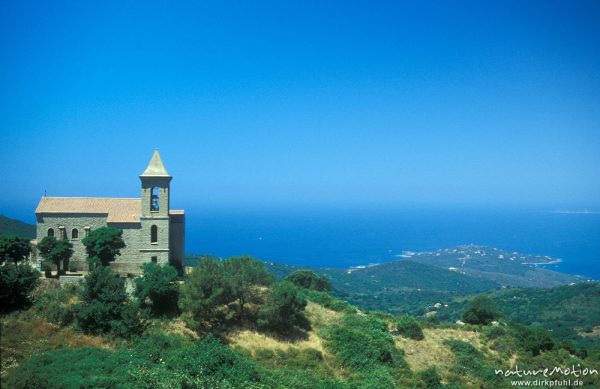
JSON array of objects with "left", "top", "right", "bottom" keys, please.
[
  {"left": 223, "top": 256, "right": 274, "bottom": 317},
  {"left": 0, "top": 262, "right": 40, "bottom": 312},
  {"left": 0, "top": 235, "right": 31, "bottom": 264},
  {"left": 81, "top": 227, "right": 125, "bottom": 267},
  {"left": 74, "top": 266, "right": 144, "bottom": 337},
  {"left": 462, "top": 295, "right": 501, "bottom": 325},
  {"left": 285, "top": 270, "right": 331, "bottom": 291},
  {"left": 258, "top": 281, "right": 310, "bottom": 335},
  {"left": 135, "top": 262, "right": 179, "bottom": 316},
  {"left": 396, "top": 315, "right": 424, "bottom": 340},
  {"left": 37, "top": 236, "right": 73, "bottom": 276},
  {"left": 179, "top": 256, "right": 231, "bottom": 328}
]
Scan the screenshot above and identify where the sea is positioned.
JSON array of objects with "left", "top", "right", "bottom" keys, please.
[{"left": 185, "top": 206, "right": 600, "bottom": 280}]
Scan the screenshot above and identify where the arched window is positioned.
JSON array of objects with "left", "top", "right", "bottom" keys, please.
[
  {"left": 72, "top": 228, "right": 79, "bottom": 239},
  {"left": 151, "top": 225, "right": 158, "bottom": 243},
  {"left": 151, "top": 187, "right": 160, "bottom": 211},
  {"left": 48, "top": 228, "right": 54, "bottom": 237}
]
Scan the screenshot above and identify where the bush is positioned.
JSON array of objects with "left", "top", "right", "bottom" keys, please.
[
  {"left": 285, "top": 270, "right": 332, "bottom": 291},
  {"left": 165, "top": 334, "right": 262, "bottom": 387},
  {"left": 74, "top": 266, "right": 144, "bottom": 337},
  {"left": 300, "top": 289, "right": 354, "bottom": 312},
  {"left": 134, "top": 262, "right": 179, "bottom": 316},
  {"left": 258, "top": 281, "right": 310, "bottom": 335},
  {"left": 445, "top": 339, "right": 503, "bottom": 386},
  {"left": 396, "top": 315, "right": 424, "bottom": 340},
  {"left": 68, "top": 262, "right": 77, "bottom": 272},
  {"left": 462, "top": 295, "right": 501, "bottom": 325},
  {"left": 511, "top": 325, "right": 555, "bottom": 356},
  {"left": 34, "top": 287, "right": 76, "bottom": 326},
  {"left": 41, "top": 261, "right": 52, "bottom": 278},
  {"left": 0, "top": 262, "right": 40, "bottom": 312},
  {"left": 419, "top": 367, "right": 442, "bottom": 388},
  {"left": 324, "top": 314, "right": 404, "bottom": 372}
]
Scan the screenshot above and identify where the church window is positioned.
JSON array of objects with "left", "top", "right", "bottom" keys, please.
[
  {"left": 151, "top": 225, "right": 158, "bottom": 244},
  {"left": 48, "top": 228, "right": 54, "bottom": 237},
  {"left": 72, "top": 228, "right": 79, "bottom": 239},
  {"left": 151, "top": 187, "right": 160, "bottom": 211},
  {"left": 151, "top": 256, "right": 158, "bottom": 263}
]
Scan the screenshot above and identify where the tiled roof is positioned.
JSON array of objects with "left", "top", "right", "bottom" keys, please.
[{"left": 35, "top": 197, "right": 142, "bottom": 223}]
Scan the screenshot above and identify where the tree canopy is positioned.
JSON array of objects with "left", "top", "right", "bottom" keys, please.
[
  {"left": 37, "top": 236, "right": 73, "bottom": 276},
  {"left": 223, "top": 256, "right": 274, "bottom": 317},
  {"left": 258, "top": 281, "right": 310, "bottom": 335},
  {"left": 0, "top": 262, "right": 40, "bottom": 312},
  {"left": 0, "top": 235, "right": 31, "bottom": 264},
  {"left": 285, "top": 270, "right": 332, "bottom": 291},
  {"left": 81, "top": 227, "right": 125, "bottom": 267},
  {"left": 135, "top": 262, "right": 179, "bottom": 316},
  {"left": 462, "top": 295, "right": 501, "bottom": 325}
]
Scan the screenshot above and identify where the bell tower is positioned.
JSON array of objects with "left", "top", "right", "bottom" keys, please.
[{"left": 140, "top": 149, "right": 171, "bottom": 218}]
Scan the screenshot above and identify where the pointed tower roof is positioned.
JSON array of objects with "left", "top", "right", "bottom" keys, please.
[{"left": 140, "top": 149, "right": 171, "bottom": 177}]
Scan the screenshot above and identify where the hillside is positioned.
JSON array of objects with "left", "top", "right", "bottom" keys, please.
[
  {"left": 0, "top": 215, "right": 35, "bottom": 238},
  {"left": 436, "top": 282, "right": 600, "bottom": 348},
  {"left": 404, "top": 244, "right": 587, "bottom": 287},
  {"left": 189, "top": 245, "right": 586, "bottom": 316}
]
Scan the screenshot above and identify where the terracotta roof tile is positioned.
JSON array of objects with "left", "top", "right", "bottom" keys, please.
[{"left": 35, "top": 197, "right": 142, "bottom": 223}]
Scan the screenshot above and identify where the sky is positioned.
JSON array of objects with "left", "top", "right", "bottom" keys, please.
[{"left": 1, "top": 1, "right": 600, "bottom": 222}]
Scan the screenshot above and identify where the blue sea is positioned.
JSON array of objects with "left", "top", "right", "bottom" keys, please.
[{"left": 185, "top": 206, "right": 600, "bottom": 280}]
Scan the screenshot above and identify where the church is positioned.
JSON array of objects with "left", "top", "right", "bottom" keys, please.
[{"left": 34, "top": 150, "right": 185, "bottom": 274}]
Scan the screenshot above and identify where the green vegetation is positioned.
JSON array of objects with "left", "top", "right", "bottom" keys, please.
[
  {"left": 396, "top": 315, "right": 424, "bottom": 340},
  {"left": 0, "top": 235, "right": 31, "bottom": 264},
  {"left": 2, "top": 248, "right": 599, "bottom": 388},
  {"left": 438, "top": 282, "right": 600, "bottom": 350},
  {"left": 286, "top": 269, "right": 332, "bottom": 291},
  {"left": 461, "top": 295, "right": 501, "bottom": 325},
  {"left": 0, "top": 262, "right": 40, "bottom": 312},
  {"left": 0, "top": 215, "right": 35, "bottom": 238},
  {"left": 81, "top": 226, "right": 126, "bottom": 267},
  {"left": 37, "top": 236, "right": 73, "bottom": 276},
  {"left": 134, "top": 262, "right": 179, "bottom": 316},
  {"left": 258, "top": 281, "right": 310, "bottom": 335},
  {"left": 73, "top": 266, "right": 145, "bottom": 338},
  {"left": 224, "top": 256, "right": 275, "bottom": 317}
]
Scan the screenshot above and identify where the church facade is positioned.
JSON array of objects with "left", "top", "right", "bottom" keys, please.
[{"left": 34, "top": 150, "right": 185, "bottom": 274}]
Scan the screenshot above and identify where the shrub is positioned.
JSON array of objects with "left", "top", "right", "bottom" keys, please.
[
  {"left": 165, "top": 334, "right": 262, "bottom": 387},
  {"left": 419, "top": 367, "right": 442, "bottom": 388},
  {"left": 134, "top": 262, "right": 179, "bottom": 316},
  {"left": 0, "top": 235, "right": 31, "bottom": 264},
  {"left": 258, "top": 281, "right": 310, "bottom": 335},
  {"left": 300, "top": 289, "right": 354, "bottom": 312},
  {"left": 34, "top": 287, "right": 76, "bottom": 326},
  {"left": 462, "top": 295, "right": 501, "bottom": 325},
  {"left": 285, "top": 270, "right": 332, "bottom": 291},
  {"left": 444, "top": 339, "right": 503, "bottom": 386},
  {"left": 396, "top": 315, "right": 424, "bottom": 340},
  {"left": 41, "top": 261, "right": 52, "bottom": 278},
  {"left": 0, "top": 262, "right": 40, "bottom": 312},
  {"left": 74, "top": 266, "right": 144, "bottom": 337},
  {"left": 68, "top": 262, "right": 77, "bottom": 272},
  {"left": 324, "top": 314, "right": 404, "bottom": 372},
  {"left": 511, "top": 325, "right": 555, "bottom": 356}
]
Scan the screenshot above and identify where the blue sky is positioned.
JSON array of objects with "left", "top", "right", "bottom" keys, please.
[{"left": 1, "top": 1, "right": 599, "bottom": 222}]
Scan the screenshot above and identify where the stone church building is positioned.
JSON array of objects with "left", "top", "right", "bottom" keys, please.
[{"left": 34, "top": 150, "right": 185, "bottom": 274}]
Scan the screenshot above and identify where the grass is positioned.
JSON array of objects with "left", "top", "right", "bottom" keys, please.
[
  {"left": 394, "top": 327, "right": 484, "bottom": 374},
  {"left": 0, "top": 310, "right": 113, "bottom": 386}
]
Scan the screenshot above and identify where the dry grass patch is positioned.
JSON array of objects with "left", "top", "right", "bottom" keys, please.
[
  {"left": 305, "top": 301, "right": 343, "bottom": 330},
  {"left": 227, "top": 329, "right": 325, "bottom": 355},
  {"left": 394, "top": 328, "right": 483, "bottom": 373}
]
